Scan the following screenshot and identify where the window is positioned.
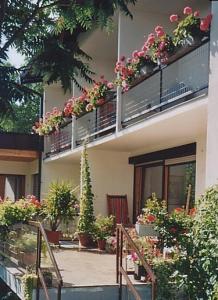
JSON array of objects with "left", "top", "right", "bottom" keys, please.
[
  {"left": 133, "top": 159, "right": 196, "bottom": 221},
  {"left": 32, "top": 174, "right": 40, "bottom": 197},
  {"left": 0, "top": 175, "right": 25, "bottom": 201}
]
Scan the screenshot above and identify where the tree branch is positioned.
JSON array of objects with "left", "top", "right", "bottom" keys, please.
[{"left": 0, "top": 0, "right": 43, "bottom": 56}]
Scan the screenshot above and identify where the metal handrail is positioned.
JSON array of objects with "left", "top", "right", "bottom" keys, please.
[
  {"left": 116, "top": 224, "right": 156, "bottom": 300},
  {"left": 28, "top": 221, "right": 63, "bottom": 300}
]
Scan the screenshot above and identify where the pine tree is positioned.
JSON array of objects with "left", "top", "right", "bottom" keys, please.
[{"left": 78, "top": 145, "right": 95, "bottom": 234}]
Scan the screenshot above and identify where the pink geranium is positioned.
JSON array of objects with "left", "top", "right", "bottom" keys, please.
[
  {"left": 194, "top": 10, "right": 200, "bottom": 17},
  {"left": 183, "top": 6, "right": 192, "bottom": 15},
  {"left": 170, "top": 14, "right": 178, "bottom": 22}
]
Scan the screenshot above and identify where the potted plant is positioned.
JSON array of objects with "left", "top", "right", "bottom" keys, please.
[
  {"left": 170, "top": 7, "right": 212, "bottom": 47},
  {"left": 144, "top": 27, "right": 175, "bottom": 65},
  {"left": 94, "top": 215, "right": 114, "bottom": 250},
  {"left": 136, "top": 194, "right": 167, "bottom": 237},
  {"left": 77, "top": 145, "right": 96, "bottom": 247},
  {"left": 43, "top": 182, "right": 78, "bottom": 244}
]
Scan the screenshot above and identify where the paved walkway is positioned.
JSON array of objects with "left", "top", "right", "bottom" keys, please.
[{"left": 53, "top": 249, "right": 117, "bottom": 287}]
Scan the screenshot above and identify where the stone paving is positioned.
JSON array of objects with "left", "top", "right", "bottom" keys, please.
[{"left": 53, "top": 248, "right": 117, "bottom": 287}]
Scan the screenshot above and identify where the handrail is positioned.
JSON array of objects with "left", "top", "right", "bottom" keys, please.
[
  {"left": 28, "top": 221, "right": 63, "bottom": 300},
  {"left": 116, "top": 224, "right": 157, "bottom": 300}
]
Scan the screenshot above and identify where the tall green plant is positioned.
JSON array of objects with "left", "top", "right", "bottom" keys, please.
[
  {"left": 43, "top": 182, "right": 78, "bottom": 231},
  {"left": 77, "top": 145, "right": 95, "bottom": 234}
]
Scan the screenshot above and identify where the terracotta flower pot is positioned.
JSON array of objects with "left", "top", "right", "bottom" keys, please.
[
  {"left": 45, "top": 230, "right": 61, "bottom": 245},
  {"left": 78, "top": 233, "right": 93, "bottom": 247},
  {"left": 97, "top": 239, "right": 106, "bottom": 251}
]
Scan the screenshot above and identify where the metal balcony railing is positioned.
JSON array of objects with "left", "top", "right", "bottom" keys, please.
[
  {"left": 75, "top": 96, "right": 117, "bottom": 146},
  {"left": 44, "top": 120, "right": 72, "bottom": 158},
  {"left": 44, "top": 40, "right": 209, "bottom": 158},
  {"left": 121, "top": 40, "right": 209, "bottom": 126}
]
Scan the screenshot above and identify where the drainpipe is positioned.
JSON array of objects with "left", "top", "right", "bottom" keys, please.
[{"left": 37, "top": 93, "right": 44, "bottom": 201}]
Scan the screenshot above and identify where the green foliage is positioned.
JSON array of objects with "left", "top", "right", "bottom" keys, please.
[
  {"left": 174, "top": 186, "right": 218, "bottom": 299},
  {"left": 0, "top": 199, "right": 40, "bottom": 228},
  {"left": 43, "top": 182, "right": 78, "bottom": 231},
  {"left": 153, "top": 259, "right": 179, "bottom": 300},
  {"left": 21, "top": 272, "right": 37, "bottom": 300},
  {"left": 15, "top": 232, "right": 37, "bottom": 253},
  {"left": 77, "top": 145, "right": 95, "bottom": 234},
  {"left": 94, "top": 215, "right": 114, "bottom": 240}
]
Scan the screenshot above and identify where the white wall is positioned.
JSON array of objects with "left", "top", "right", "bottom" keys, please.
[
  {"left": 88, "top": 149, "right": 134, "bottom": 219},
  {"left": 206, "top": 2, "right": 218, "bottom": 186},
  {"left": 0, "top": 159, "right": 39, "bottom": 196},
  {"left": 41, "top": 161, "right": 80, "bottom": 199},
  {"left": 44, "top": 83, "right": 71, "bottom": 115}
]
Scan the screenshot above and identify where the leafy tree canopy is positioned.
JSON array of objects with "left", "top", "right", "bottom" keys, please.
[{"left": 0, "top": 0, "right": 136, "bottom": 111}]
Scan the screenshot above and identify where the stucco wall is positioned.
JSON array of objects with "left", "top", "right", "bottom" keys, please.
[
  {"left": 88, "top": 149, "right": 134, "bottom": 220},
  {"left": 41, "top": 161, "right": 80, "bottom": 199}
]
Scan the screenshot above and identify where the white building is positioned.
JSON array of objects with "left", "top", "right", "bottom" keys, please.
[{"left": 41, "top": 0, "right": 217, "bottom": 222}]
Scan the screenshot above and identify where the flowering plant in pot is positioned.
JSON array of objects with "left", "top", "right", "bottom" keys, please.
[
  {"left": 145, "top": 26, "right": 175, "bottom": 65},
  {"left": 115, "top": 52, "right": 156, "bottom": 92},
  {"left": 43, "top": 182, "right": 78, "bottom": 244},
  {"left": 33, "top": 107, "right": 64, "bottom": 136},
  {"left": 86, "top": 77, "right": 115, "bottom": 110},
  {"left": 170, "top": 7, "right": 212, "bottom": 47},
  {"left": 136, "top": 194, "right": 167, "bottom": 237},
  {"left": 94, "top": 215, "right": 114, "bottom": 250},
  {"left": 64, "top": 93, "right": 88, "bottom": 118}
]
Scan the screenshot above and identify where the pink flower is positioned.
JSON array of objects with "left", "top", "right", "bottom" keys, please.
[
  {"left": 141, "top": 44, "right": 148, "bottom": 52},
  {"left": 194, "top": 10, "right": 200, "bottom": 17},
  {"left": 146, "top": 34, "right": 155, "bottom": 46},
  {"left": 159, "top": 41, "right": 166, "bottom": 51},
  {"left": 137, "top": 51, "right": 145, "bottom": 57},
  {"left": 183, "top": 6, "right": 192, "bottom": 15},
  {"left": 132, "top": 50, "right": 139, "bottom": 58},
  {"left": 107, "top": 82, "right": 114, "bottom": 89},
  {"left": 170, "top": 14, "right": 178, "bottom": 22},
  {"left": 155, "top": 25, "right": 164, "bottom": 33},
  {"left": 156, "top": 30, "right": 165, "bottom": 38}
]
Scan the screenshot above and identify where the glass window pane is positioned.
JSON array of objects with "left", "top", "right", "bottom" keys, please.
[
  {"left": 142, "top": 165, "right": 163, "bottom": 208},
  {"left": 168, "top": 162, "right": 196, "bottom": 212}
]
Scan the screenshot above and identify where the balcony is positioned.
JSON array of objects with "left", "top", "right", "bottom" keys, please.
[{"left": 44, "top": 40, "right": 209, "bottom": 159}]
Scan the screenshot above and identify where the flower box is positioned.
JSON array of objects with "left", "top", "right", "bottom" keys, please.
[{"left": 135, "top": 223, "right": 159, "bottom": 237}]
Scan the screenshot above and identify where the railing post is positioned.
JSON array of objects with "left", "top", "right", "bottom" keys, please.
[
  {"left": 116, "top": 226, "right": 120, "bottom": 284},
  {"left": 116, "top": 86, "right": 122, "bottom": 133},
  {"left": 36, "top": 228, "right": 42, "bottom": 300},
  {"left": 119, "top": 229, "right": 123, "bottom": 300},
  {"left": 71, "top": 116, "right": 76, "bottom": 150}
]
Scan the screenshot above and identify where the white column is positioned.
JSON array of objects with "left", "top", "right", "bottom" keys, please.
[
  {"left": 71, "top": 116, "right": 76, "bottom": 150},
  {"left": 205, "top": 2, "right": 218, "bottom": 186},
  {"left": 116, "top": 12, "right": 122, "bottom": 133}
]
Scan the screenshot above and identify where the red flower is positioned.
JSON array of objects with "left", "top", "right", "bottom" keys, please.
[
  {"left": 169, "top": 227, "right": 177, "bottom": 233},
  {"left": 146, "top": 214, "right": 156, "bottom": 223},
  {"left": 155, "top": 25, "right": 164, "bottom": 33},
  {"left": 183, "top": 6, "right": 192, "bottom": 15},
  {"left": 120, "top": 55, "right": 126, "bottom": 62},
  {"left": 174, "top": 207, "right": 184, "bottom": 213},
  {"left": 170, "top": 14, "right": 178, "bottom": 23},
  {"left": 132, "top": 50, "right": 139, "bottom": 58},
  {"left": 200, "top": 19, "right": 209, "bottom": 32},
  {"left": 189, "top": 208, "right": 196, "bottom": 216},
  {"left": 137, "top": 51, "right": 145, "bottom": 57}
]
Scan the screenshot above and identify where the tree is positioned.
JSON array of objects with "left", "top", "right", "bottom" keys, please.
[
  {"left": 0, "top": 0, "right": 137, "bottom": 117},
  {"left": 77, "top": 144, "right": 95, "bottom": 235}
]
